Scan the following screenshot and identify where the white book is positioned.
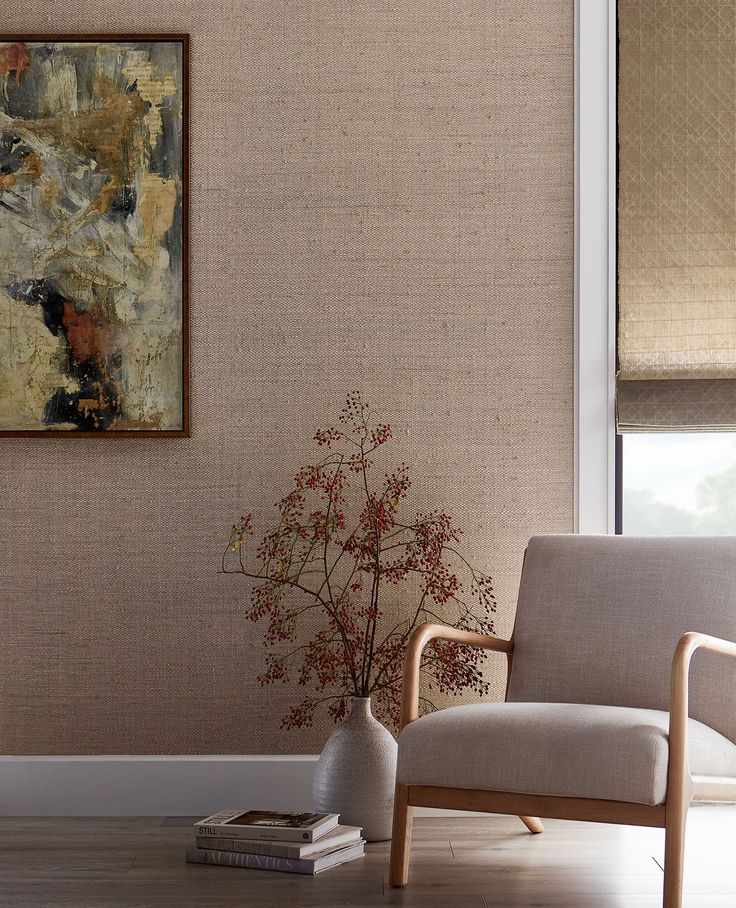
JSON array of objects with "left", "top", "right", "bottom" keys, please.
[
  {"left": 186, "top": 840, "right": 365, "bottom": 875},
  {"left": 195, "top": 824, "right": 362, "bottom": 858},
  {"left": 194, "top": 809, "right": 340, "bottom": 843}
]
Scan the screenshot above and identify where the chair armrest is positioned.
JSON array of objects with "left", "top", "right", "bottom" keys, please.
[
  {"left": 399, "top": 622, "right": 513, "bottom": 731},
  {"left": 668, "top": 632, "right": 736, "bottom": 795}
]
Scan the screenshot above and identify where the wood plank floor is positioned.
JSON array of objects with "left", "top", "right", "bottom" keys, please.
[{"left": 2, "top": 806, "right": 736, "bottom": 907}]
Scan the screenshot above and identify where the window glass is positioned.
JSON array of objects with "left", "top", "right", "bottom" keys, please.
[{"left": 622, "top": 434, "right": 736, "bottom": 535}]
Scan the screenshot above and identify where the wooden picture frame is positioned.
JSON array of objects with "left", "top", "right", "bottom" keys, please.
[{"left": 0, "top": 34, "right": 190, "bottom": 437}]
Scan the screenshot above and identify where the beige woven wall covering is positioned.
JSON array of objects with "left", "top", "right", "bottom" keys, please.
[
  {"left": 1, "top": 2, "right": 573, "bottom": 754},
  {"left": 618, "top": 0, "right": 736, "bottom": 431}
]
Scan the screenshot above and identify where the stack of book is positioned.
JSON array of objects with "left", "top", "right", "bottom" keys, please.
[{"left": 186, "top": 809, "right": 365, "bottom": 875}]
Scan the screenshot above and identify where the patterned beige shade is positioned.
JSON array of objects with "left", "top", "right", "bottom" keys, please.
[
  {"left": 617, "top": 379, "right": 736, "bottom": 432},
  {"left": 618, "top": 1, "right": 736, "bottom": 430}
]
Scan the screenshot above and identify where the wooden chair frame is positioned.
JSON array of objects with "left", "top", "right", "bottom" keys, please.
[{"left": 388, "top": 623, "right": 736, "bottom": 908}]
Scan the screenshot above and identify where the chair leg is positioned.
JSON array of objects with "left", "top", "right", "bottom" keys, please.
[
  {"left": 389, "top": 783, "right": 413, "bottom": 887},
  {"left": 519, "top": 815, "right": 544, "bottom": 834},
  {"left": 663, "top": 797, "right": 689, "bottom": 908}
]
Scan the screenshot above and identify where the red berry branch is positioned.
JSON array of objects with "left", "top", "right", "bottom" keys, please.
[{"left": 222, "top": 392, "right": 497, "bottom": 731}]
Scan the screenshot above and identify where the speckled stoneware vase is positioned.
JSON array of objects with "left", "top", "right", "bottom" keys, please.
[{"left": 312, "top": 697, "right": 398, "bottom": 842}]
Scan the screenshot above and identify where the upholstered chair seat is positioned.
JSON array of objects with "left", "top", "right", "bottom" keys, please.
[{"left": 397, "top": 702, "right": 736, "bottom": 806}]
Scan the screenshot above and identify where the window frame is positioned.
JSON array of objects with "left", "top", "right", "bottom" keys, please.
[{"left": 575, "top": 0, "right": 617, "bottom": 534}]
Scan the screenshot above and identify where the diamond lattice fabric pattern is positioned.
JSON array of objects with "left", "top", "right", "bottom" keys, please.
[{"left": 618, "top": 1, "right": 736, "bottom": 430}]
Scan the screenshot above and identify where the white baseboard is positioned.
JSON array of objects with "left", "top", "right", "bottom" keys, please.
[
  {"left": 0, "top": 756, "right": 483, "bottom": 818},
  {"left": 0, "top": 755, "right": 319, "bottom": 817}
]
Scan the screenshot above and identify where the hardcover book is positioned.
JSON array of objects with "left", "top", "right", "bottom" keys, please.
[
  {"left": 194, "top": 809, "right": 340, "bottom": 843},
  {"left": 185, "top": 841, "right": 365, "bottom": 875},
  {"left": 194, "top": 824, "right": 362, "bottom": 858}
]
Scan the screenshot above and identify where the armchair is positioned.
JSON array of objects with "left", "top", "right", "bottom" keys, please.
[{"left": 389, "top": 535, "right": 736, "bottom": 908}]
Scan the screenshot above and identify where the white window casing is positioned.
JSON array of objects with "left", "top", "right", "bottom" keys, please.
[{"left": 574, "top": 0, "right": 617, "bottom": 534}]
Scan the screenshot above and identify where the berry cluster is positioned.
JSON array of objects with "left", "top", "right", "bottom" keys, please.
[{"left": 223, "top": 393, "right": 496, "bottom": 731}]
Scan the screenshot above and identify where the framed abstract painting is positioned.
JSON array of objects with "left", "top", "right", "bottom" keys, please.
[{"left": 0, "top": 34, "right": 189, "bottom": 436}]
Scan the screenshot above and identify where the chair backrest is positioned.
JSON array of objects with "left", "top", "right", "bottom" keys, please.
[{"left": 506, "top": 535, "right": 736, "bottom": 743}]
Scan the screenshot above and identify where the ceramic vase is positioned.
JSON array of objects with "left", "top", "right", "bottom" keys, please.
[{"left": 312, "top": 697, "right": 398, "bottom": 841}]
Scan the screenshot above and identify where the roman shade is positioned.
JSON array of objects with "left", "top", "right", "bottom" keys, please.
[{"left": 617, "top": 1, "right": 736, "bottom": 431}]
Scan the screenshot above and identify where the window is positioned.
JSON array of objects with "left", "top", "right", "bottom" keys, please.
[
  {"left": 622, "top": 434, "right": 736, "bottom": 535},
  {"left": 616, "top": 1, "right": 736, "bottom": 535}
]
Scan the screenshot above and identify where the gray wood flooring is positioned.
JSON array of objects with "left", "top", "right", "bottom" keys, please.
[{"left": 2, "top": 807, "right": 736, "bottom": 906}]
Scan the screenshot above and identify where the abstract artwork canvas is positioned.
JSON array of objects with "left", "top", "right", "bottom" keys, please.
[{"left": 0, "top": 35, "right": 188, "bottom": 435}]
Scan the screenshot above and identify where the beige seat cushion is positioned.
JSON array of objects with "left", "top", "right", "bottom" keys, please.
[{"left": 396, "top": 702, "right": 736, "bottom": 805}]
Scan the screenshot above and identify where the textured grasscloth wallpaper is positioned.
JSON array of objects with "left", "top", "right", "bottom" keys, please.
[{"left": 0, "top": 1, "right": 573, "bottom": 753}]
